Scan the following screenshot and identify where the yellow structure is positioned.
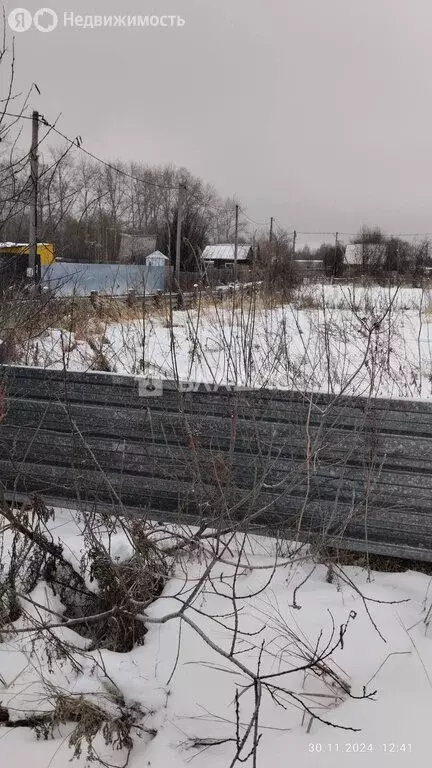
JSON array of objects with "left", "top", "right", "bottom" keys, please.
[{"left": 0, "top": 242, "right": 55, "bottom": 266}]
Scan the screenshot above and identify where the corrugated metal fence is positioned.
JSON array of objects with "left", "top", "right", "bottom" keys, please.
[
  {"left": 1, "top": 365, "right": 432, "bottom": 562},
  {"left": 41, "top": 262, "right": 167, "bottom": 296}
]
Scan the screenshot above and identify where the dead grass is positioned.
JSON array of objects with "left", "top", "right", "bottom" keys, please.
[{"left": 322, "top": 547, "right": 432, "bottom": 575}]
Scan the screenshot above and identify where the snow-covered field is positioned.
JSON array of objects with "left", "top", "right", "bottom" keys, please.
[
  {"left": 1, "top": 508, "right": 432, "bottom": 767},
  {"left": 4, "top": 284, "right": 432, "bottom": 764},
  {"left": 17, "top": 283, "right": 432, "bottom": 399}
]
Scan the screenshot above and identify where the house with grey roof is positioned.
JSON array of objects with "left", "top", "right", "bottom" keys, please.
[{"left": 202, "top": 244, "right": 253, "bottom": 268}]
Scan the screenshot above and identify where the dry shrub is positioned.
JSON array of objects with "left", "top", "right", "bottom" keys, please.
[
  {"left": 292, "top": 287, "right": 321, "bottom": 310},
  {"left": 84, "top": 519, "right": 168, "bottom": 651},
  {"left": 0, "top": 292, "right": 65, "bottom": 361},
  {"left": 260, "top": 256, "right": 300, "bottom": 302},
  {"left": 322, "top": 547, "right": 432, "bottom": 575},
  {"left": 49, "top": 693, "right": 146, "bottom": 764},
  {"left": 19, "top": 689, "right": 152, "bottom": 767},
  {"left": 0, "top": 500, "right": 168, "bottom": 652}
]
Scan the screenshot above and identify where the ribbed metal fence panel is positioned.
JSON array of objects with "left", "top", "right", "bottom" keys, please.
[{"left": 1, "top": 364, "right": 432, "bottom": 562}]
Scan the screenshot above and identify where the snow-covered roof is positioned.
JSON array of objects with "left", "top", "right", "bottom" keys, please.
[
  {"left": 202, "top": 244, "right": 252, "bottom": 262},
  {"left": 294, "top": 259, "right": 323, "bottom": 266},
  {"left": 147, "top": 250, "right": 169, "bottom": 261},
  {"left": 0, "top": 242, "right": 51, "bottom": 248}
]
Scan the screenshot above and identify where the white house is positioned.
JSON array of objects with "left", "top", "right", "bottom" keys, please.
[
  {"left": 146, "top": 250, "right": 169, "bottom": 267},
  {"left": 345, "top": 243, "right": 387, "bottom": 267}
]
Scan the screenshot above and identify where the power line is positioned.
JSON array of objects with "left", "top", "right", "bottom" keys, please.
[
  {"left": 5, "top": 109, "right": 242, "bottom": 218},
  {"left": 2, "top": 111, "right": 35, "bottom": 121},
  {"left": 2, "top": 110, "right": 182, "bottom": 192},
  {"left": 295, "top": 231, "right": 339, "bottom": 236},
  {"left": 240, "top": 208, "right": 271, "bottom": 227},
  {"left": 41, "top": 117, "right": 183, "bottom": 191},
  {"left": 4, "top": 112, "right": 263, "bottom": 216},
  {"left": 186, "top": 190, "right": 239, "bottom": 213},
  {"left": 36, "top": 113, "right": 242, "bottom": 210},
  {"left": 4, "top": 110, "right": 188, "bottom": 196},
  {"left": 272, "top": 218, "right": 294, "bottom": 235},
  {"left": 5, "top": 112, "right": 432, "bottom": 239}
]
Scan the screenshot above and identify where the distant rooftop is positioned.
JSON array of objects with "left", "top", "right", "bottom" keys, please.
[
  {"left": 0, "top": 242, "right": 51, "bottom": 248},
  {"left": 202, "top": 244, "right": 252, "bottom": 262},
  {"left": 345, "top": 243, "right": 387, "bottom": 266},
  {"left": 146, "top": 250, "right": 169, "bottom": 261}
]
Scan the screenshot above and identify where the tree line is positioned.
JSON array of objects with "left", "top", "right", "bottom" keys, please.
[
  {"left": 0, "top": 147, "right": 248, "bottom": 269},
  {"left": 316, "top": 227, "right": 432, "bottom": 278}
]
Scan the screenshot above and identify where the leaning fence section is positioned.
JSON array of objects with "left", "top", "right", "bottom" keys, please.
[{"left": 1, "top": 365, "right": 432, "bottom": 562}]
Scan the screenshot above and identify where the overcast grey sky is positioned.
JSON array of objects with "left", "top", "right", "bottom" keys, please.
[{"left": 7, "top": 0, "right": 432, "bottom": 237}]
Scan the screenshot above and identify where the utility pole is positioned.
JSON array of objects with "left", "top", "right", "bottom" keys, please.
[
  {"left": 175, "top": 183, "right": 186, "bottom": 288},
  {"left": 233, "top": 203, "right": 239, "bottom": 282},
  {"left": 292, "top": 229, "right": 297, "bottom": 258},
  {"left": 333, "top": 231, "right": 339, "bottom": 282},
  {"left": 269, "top": 216, "right": 274, "bottom": 244},
  {"left": 29, "top": 110, "right": 39, "bottom": 285}
]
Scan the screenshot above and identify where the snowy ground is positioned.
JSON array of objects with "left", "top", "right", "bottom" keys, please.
[
  {"left": 16, "top": 282, "right": 432, "bottom": 400},
  {"left": 0, "top": 508, "right": 431, "bottom": 766},
  {"left": 4, "top": 283, "right": 432, "bottom": 765}
]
